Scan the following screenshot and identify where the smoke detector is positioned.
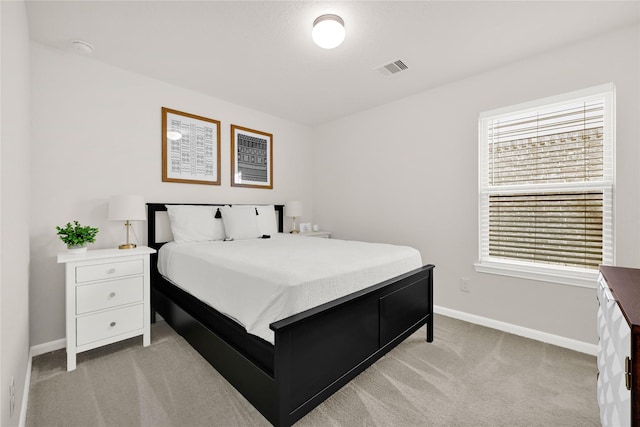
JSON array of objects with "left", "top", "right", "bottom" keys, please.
[{"left": 71, "top": 40, "right": 94, "bottom": 54}]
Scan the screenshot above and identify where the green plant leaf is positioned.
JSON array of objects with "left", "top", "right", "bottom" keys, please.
[{"left": 56, "top": 220, "right": 99, "bottom": 247}]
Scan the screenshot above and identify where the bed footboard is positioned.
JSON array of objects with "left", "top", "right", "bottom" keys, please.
[
  {"left": 152, "top": 263, "right": 433, "bottom": 427},
  {"left": 270, "top": 264, "right": 434, "bottom": 426}
]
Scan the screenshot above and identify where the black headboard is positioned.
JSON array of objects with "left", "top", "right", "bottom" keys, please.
[{"left": 146, "top": 203, "right": 285, "bottom": 251}]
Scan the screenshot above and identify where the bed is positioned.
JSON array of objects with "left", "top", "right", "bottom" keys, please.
[{"left": 147, "top": 203, "right": 434, "bottom": 427}]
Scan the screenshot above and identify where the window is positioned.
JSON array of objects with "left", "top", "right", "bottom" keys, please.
[{"left": 475, "top": 84, "right": 614, "bottom": 287}]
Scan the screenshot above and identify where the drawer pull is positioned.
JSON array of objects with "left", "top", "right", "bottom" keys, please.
[
  {"left": 109, "top": 292, "right": 116, "bottom": 298},
  {"left": 106, "top": 268, "right": 116, "bottom": 274},
  {"left": 110, "top": 322, "right": 116, "bottom": 327}
]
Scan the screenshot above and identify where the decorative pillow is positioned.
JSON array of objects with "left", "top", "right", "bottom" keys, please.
[
  {"left": 255, "top": 205, "right": 278, "bottom": 236},
  {"left": 165, "top": 205, "right": 226, "bottom": 243},
  {"left": 221, "top": 205, "right": 261, "bottom": 240}
]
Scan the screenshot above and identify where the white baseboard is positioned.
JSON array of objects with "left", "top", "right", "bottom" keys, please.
[
  {"left": 20, "top": 338, "right": 66, "bottom": 427},
  {"left": 18, "top": 349, "right": 33, "bottom": 427},
  {"left": 434, "top": 305, "right": 597, "bottom": 356},
  {"left": 30, "top": 338, "right": 66, "bottom": 357}
]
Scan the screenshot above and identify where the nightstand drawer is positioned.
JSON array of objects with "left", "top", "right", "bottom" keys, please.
[
  {"left": 76, "top": 304, "right": 143, "bottom": 346},
  {"left": 76, "top": 260, "right": 143, "bottom": 283},
  {"left": 76, "top": 276, "right": 143, "bottom": 314}
]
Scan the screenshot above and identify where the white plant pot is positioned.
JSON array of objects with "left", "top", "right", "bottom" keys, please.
[{"left": 67, "top": 245, "right": 87, "bottom": 255}]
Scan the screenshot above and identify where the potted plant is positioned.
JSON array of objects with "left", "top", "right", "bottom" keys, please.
[{"left": 56, "top": 221, "right": 99, "bottom": 254}]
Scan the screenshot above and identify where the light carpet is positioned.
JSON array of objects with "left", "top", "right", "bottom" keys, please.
[{"left": 26, "top": 315, "right": 599, "bottom": 426}]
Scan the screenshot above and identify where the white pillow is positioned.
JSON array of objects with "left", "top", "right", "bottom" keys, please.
[
  {"left": 221, "top": 205, "right": 260, "bottom": 240},
  {"left": 255, "top": 205, "right": 278, "bottom": 236},
  {"left": 165, "top": 205, "right": 226, "bottom": 243}
]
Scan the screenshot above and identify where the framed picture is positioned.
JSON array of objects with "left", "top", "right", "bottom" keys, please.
[
  {"left": 299, "top": 222, "right": 312, "bottom": 233},
  {"left": 231, "top": 124, "right": 273, "bottom": 189},
  {"left": 162, "top": 107, "right": 221, "bottom": 185}
]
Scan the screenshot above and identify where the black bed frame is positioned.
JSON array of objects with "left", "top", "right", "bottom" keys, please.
[{"left": 147, "top": 203, "right": 434, "bottom": 427}]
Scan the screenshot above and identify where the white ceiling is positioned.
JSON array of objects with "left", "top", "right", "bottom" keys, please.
[{"left": 26, "top": 1, "right": 640, "bottom": 126}]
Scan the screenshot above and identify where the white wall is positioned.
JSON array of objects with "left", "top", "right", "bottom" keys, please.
[
  {"left": 312, "top": 25, "right": 640, "bottom": 345},
  {"left": 29, "top": 43, "right": 314, "bottom": 346},
  {"left": 26, "top": 17, "right": 640, "bottom": 350},
  {"left": 1, "top": 1, "right": 31, "bottom": 425}
]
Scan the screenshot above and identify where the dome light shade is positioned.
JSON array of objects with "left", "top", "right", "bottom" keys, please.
[
  {"left": 71, "top": 40, "right": 94, "bottom": 54},
  {"left": 312, "top": 14, "right": 345, "bottom": 49}
]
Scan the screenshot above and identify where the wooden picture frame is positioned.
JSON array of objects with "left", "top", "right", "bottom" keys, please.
[
  {"left": 162, "top": 107, "right": 221, "bottom": 185},
  {"left": 231, "top": 124, "right": 273, "bottom": 189}
]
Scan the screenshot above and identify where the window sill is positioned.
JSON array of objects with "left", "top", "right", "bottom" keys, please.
[{"left": 474, "top": 259, "right": 598, "bottom": 289}]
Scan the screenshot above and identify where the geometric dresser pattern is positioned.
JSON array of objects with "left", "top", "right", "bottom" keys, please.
[{"left": 597, "top": 272, "right": 631, "bottom": 427}]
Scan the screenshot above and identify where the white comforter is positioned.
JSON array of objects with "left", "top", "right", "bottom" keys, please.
[{"left": 158, "top": 234, "right": 422, "bottom": 343}]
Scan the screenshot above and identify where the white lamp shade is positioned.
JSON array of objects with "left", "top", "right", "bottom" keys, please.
[
  {"left": 312, "top": 14, "right": 345, "bottom": 49},
  {"left": 108, "top": 195, "right": 146, "bottom": 221},
  {"left": 284, "top": 201, "right": 303, "bottom": 218}
]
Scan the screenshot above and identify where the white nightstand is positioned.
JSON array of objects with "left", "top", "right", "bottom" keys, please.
[
  {"left": 57, "top": 246, "right": 156, "bottom": 371},
  {"left": 299, "top": 231, "right": 331, "bottom": 238}
]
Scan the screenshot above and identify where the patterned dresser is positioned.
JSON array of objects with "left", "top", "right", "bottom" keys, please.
[{"left": 598, "top": 265, "right": 640, "bottom": 427}]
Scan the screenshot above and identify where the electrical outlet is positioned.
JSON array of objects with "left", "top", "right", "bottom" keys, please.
[
  {"left": 9, "top": 376, "right": 15, "bottom": 418},
  {"left": 459, "top": 278, "right": 471, "bottom": 293}
]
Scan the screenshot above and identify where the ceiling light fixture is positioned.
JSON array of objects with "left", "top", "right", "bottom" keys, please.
[
  {"left": 71, "top": 40, "right": 94, "bottom": 54},
  {"left": 312, "top": 14, "right": 345, "bottom": 49}
]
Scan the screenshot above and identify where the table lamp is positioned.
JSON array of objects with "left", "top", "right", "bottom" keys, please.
[
  {"left": 284, "top": 201, "right": 303, "bottom": 234},
  {"left": 108, "top": 195, "right": 146, "bottom": 249}
]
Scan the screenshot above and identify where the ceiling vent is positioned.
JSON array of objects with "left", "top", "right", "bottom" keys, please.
[{"left": 375, "top": 59, "right": 408, "bottom": 76}]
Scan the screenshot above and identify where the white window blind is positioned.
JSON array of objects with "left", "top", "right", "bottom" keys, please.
[{"left": 477, "top": 84, "right": 614, "bottom": 286}]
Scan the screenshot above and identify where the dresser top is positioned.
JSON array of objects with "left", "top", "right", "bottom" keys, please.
[
  {"left": 600, "top": 265, "right": 640, "bottom": 328},
  {"left": 57, "top": 246, "right": 156, "bottom": 264}
]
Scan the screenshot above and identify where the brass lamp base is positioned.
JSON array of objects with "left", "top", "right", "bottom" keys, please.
[
  {"left": 290, "top": 230, "right": 299, "bottom": 234},
  {"left": 118, "top": 220, "right": 137, "bottom": 249}
]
